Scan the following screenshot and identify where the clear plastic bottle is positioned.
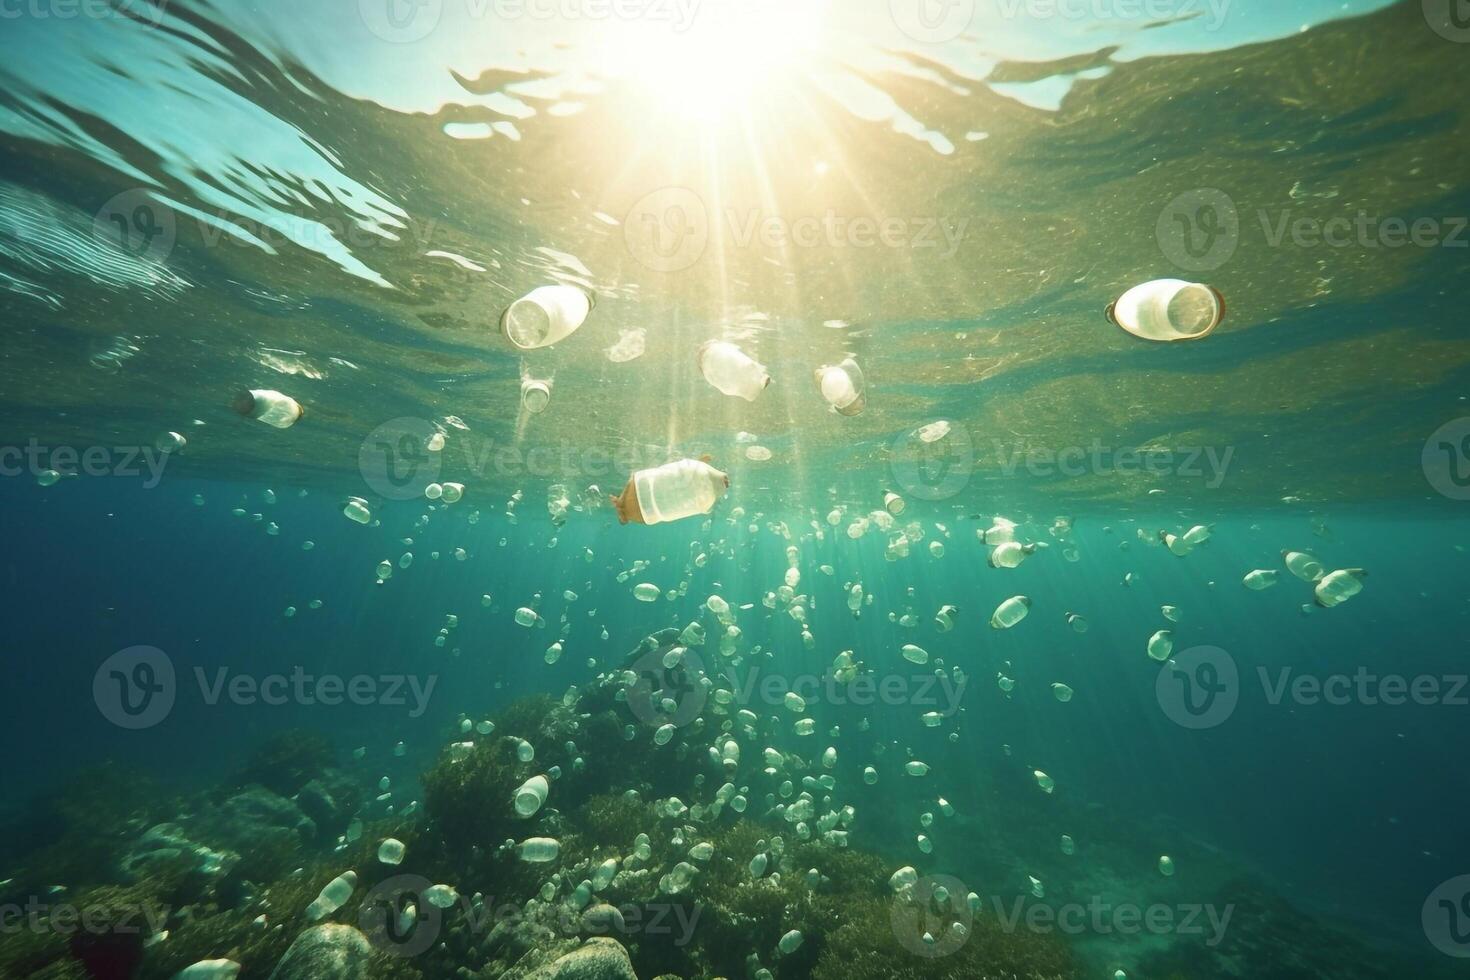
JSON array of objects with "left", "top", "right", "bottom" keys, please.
[
  {"left": 232, "top": 389, "right": 303, "bottom": 428},
  {"left": 614, "top": 458, "right": 730, "bottom": 525},
  {"left": 698, "top": 341, "right": 770, "bottom": 401},
  {"left": 1107, "top": 279, "right": 1225, "bottom": 342},
  {"left": 814, "top": 357, "right": 866, "bottom": 415},
  {"left": 501, "top": 285, "right": 593, "bottom": 349}
]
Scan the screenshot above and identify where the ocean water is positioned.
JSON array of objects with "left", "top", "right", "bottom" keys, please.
[{"left": 3, "top": 1, "right": 1470, "bottom": 978}]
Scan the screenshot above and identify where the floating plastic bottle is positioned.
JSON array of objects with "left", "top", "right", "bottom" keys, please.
[
  {"left": 991, "top": 595, "right": 1031, "bottom": 629},
  {"left": 813, "top": 357, "right": 866, "bottom": 416},
  {"left": 989, "top": 541, "right": 1034, "bottom": 569},
  {"left": 501, "top": 284, "right": 593, "bottom": 350},
  {"left": 901, "top": 644, "right": 929, "bottom": 665},
  {"left": 1106, "top": 279, "right": 1225, "bottom": 342},
  {"left": 778, "top": 929, "right": 804, "bottom": 954},
  {"left": 904, "top": 761, "right": 929, "bottom": 777},
  {"left": 513, "top": 775, "right": 549, "bottom": 817},
  {"left": 697, "top": 341, "right": 770, "bottom": 401},
  {"left": 1147, "top": 630, "right": 1175, "bottom": 662},
  {"left": 378, "top": 838, "right": 405, "bottom": 865},
  {"left": 343, "top": 497, "right": 372, "bottom": 525},
  {"left": 863, "top": 766, "right": 878, "bottom": 785},
  {"left": 1034, "top": 770, "right": 1055, "bottom": 794},
  {"left": 424, "top": 884, "right": 458, "bottom": 908},
  {"left": 633, "top": 583, "right": 661, "bottom": 602},
  {"left": 1060, "top": 834, "right": 1076, "bottom": 855},
  {"left": 884, "top": 492, "right": 905, "bottom": 516},
  {"left": 156, "top": 431, "right": 186, "bottom": 454},
  {"left": 232, "top": 389, "right": 303, "bottom": 428},
  {"left": 1066, "top": 612, "right": 1089, "bottom": 633},
  {"left": 1314, "top": 568, "right": 1366, "bottom": 608},
  {"left": 521, "top": 378, "right": 552, "bottom": 414},
  {"left": 1051, "top": 683, "right": 1074, "bottom": 702},
  {"left": 516, "top": 837, "right": 561, "bottom": 863},
  {"left": 1158, "top": 855, "right": 1176, "bottom": 876},
  {"left": 305, "top": 870, "right": 357, "bottom": 920},
  {"left": 935, "top": 605, "right": 957, "bottom": 632},
  {"left": 1284, "top": 550, "right": 1325, "bottom": 582},
  {"left": 1161, "top": 605, "right": 1181, "bottom": 623},
  {"left": 1242, "top": 569, "right": 1279, "bottom": 591},
  {"left": 612, "top": 458, "right": 729, "bottom": 526}
]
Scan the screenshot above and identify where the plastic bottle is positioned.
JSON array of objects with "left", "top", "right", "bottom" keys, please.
[
  {"left": 305, "top": 870, "right": 357, "bottom": 920},
  {"left": 1146, "top": 630, "right": 1174, "bottom": 662},
  {"left": 501, "top": 284, "right": 593, "bottom": 350},
  {"left": 697, "top": 341, "right": 770, "bottom": 401},
  {"left": 1106, "top": 279, "right": 1225, "bottom": 342},
  {"left": 377, "top": 838, "right": 405, "bottom": 865},
  {"left": 232, "top": 389, "right": 304, "bottom": 428},
  {"left": 513, "top": 775, "right": 549, "bottom": 817},
  {"left": 1314, "top": 568, "right": 1366, "bottom": 608},
  {"left": 990, "top": 595, "right": 1031, "bottom": 629},
  {"left": 813, "top": 357, "right": 866, "bottom": 416},
  {"left": 613, "top": 459, "right": 730, "bottom": 526},
  {"left": 516, "top": 837, "right": 561, "bottom": 862},
  {"left": 1283, "top": 550, "right": 1325, "bottom": 582},
  {"left": 521, "top": 378, "right": 552, "bottom": 414}
]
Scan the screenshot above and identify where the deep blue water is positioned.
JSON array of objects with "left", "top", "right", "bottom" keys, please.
[{"left": 5, "top": 473, "right": 1467, "bottom": 962}]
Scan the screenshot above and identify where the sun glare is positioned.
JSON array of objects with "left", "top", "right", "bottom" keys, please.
[{"left": 609, "top": 0, "right": 830, "bottom": 121}]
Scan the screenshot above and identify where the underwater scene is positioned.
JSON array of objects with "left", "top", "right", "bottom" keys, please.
[{"left": 3, "top": 0, "right": 1470, "bottom": 978}]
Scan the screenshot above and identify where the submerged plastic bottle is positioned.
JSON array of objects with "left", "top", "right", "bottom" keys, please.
[
  {"left": 611, "top": 458, "right": 730, "bottom": 526},
  {"left": 1107, "top": 279, "right": 1225, "bottom": 342},
  {"left": 1314, "top": 568, "right": 1366, "bottom": 608},
  {"left": 698, "top": 341, "right": 770, "bottom": 401},
  {"left": 513, "top": 775, "right": 549, "bottom": 817},
  {"left": 813, "top": 357, "right": 866, "bottom": 416},
  {"left": 501, "top": 285, "right": 594, "bottom": 350},
  {"left": 232, "top": 389, "right": 303, "bottom": 428},
  {"left": 521, "top": 378, "right": 552, "bottom": 414}
]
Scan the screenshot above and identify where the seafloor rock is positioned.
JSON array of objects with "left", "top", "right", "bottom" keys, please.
[
  {"left": 529, "top": 938, "right": 639, "bottom": 980},
  {"left": 118, "top": 822, "right": 236, "bottom": 881},
  {"left": 293, "top": 771, "right": 359, "bottom": 838},
  {"left": 211, "top": 786, "right": 317, "bottom": 845},
  {"left": 265, "top": 924, "right": 372, "bottom": 980}
]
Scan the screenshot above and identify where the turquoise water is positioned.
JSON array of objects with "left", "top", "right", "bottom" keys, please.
[{"left": 3, "top": 1, "right": 1470, "bottom": 979}]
